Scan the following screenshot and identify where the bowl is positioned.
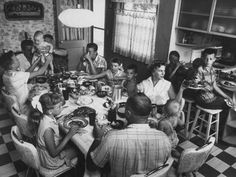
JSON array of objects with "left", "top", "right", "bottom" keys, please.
[
  {"left": 36, "top": 76, "right": 47, "bottom": 84},
  {"left": 83, "top": 81, "right": 92, "bottom": 87},
  {"left": 96, "top": 91, "right": 107, "bottom": 98},
  {"left": 70, "top": 74, "right": 78, "bottom": 80},
  {"left": 117, "top": 106, "right": 126, "bottom": 118},
  {"left": 62, "top": 73, "right": 70, "bottom": 80}
]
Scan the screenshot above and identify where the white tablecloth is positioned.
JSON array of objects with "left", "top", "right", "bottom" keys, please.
[{"left": 58, "top": 95, "right": 128, "bottom": 177}]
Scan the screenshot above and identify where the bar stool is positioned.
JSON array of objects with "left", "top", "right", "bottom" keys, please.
[
  {"left": 183, "top": 98, "right": 195, "bottom": 138},
  {"left": 188, "top": 105, "right": 222, "bottom": 143}
]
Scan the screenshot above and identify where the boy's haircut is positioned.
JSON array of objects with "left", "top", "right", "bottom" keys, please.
[
  {"left": 34, "top": 30, "right": 43, "bottom": 38},
  {"left": 126, "top": 93, "right": 152, "bottom": 116},
  {"left": 202, "top": 48, "right": 217, "bottom": 57},
  {"left": 110, "top": 57, "right": 121, "bottom": 65},
  {"left": 127, "top": 64, "right": 137, "bottom": 73},
  {"left": 169, "top": 51, "right": 180, "bottom": 59},
  {"left": 87, "top": 43, "right": 98, "bottom": 51},
  {"left": 149, "top": 61, "right": 166, "bottom": 73},
  {"left": 21, "top": 40, "right": 34, "bottom": 51},
  {"left": 43, "top": 34, "right": 53, "bottom": 40}
]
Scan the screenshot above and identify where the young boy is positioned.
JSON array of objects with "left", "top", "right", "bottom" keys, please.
[
  {"left": 122, "top": 64, "right": 137, "bottom": 97},
  {"left": 33, "top": 31, "right": 54, "bottom": 74}
]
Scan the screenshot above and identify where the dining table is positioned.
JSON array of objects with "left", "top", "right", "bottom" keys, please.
[
  {"left": 57, "top": 94, "right": 128, "bottom": 177},
  {"left": 30, "top": 71, "right": 128, "bottom": 177}
]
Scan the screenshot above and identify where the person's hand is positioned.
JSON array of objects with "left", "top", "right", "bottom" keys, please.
[
  {"left": 180, "top": 80, "right": 188, "bottom": 91},
  {"left": 68, "top": 125, "right": 81, "bottom": 138},
  {"left": 84, "top": 53, "right": 92, "bottom": 62},
  {"left": 93, "top": 120, "right": 109, "bottom": 140}
]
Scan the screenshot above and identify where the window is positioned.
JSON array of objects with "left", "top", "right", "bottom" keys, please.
[
  {"left": 112, "top": 3, "right": 158, "bottom": 64},
  {"left": 92, "top": 0, "right": 106, "bottom": 56}
]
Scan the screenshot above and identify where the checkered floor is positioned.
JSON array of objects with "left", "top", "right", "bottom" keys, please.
[{"left": 0, "top": 100, "right": 236, "bottom": 177}]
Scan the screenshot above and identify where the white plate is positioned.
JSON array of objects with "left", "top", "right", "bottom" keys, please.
[
  {"left": 76, "top": 96, "right": 93, "bottom": 105},
  {"left": 64, "top": 117, "right": 88, "bottom": 129},
  {"left": 220, "top": 80, "right": 236, "bottom": 88}
]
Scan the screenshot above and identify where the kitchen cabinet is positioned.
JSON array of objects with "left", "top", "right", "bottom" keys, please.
[{"left": 177, "top": 0, "right": 236, "bottom": 39}]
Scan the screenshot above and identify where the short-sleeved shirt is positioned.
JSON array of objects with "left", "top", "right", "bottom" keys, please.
[
  {"left": 2, "top": 71, "right": 30, "bottom": 106},
  {"left": 16, "top": 53, "right": 31, "bottom": 71},
  {"left": 37, "top": 115, "right": 65, "bottom": 170},
  {"left": 137, "top": 77, "right": 171, "bottom": 105},
  {"left": 79, "top": 55, "right": 107, "bottom": 74},
  {"left": 91, "top": 124, "right": 171, "bottom": 177}
]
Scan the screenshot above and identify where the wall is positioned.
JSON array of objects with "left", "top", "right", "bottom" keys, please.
[{"left": 0, "top": 0, "right": 55, "bottom": 52}]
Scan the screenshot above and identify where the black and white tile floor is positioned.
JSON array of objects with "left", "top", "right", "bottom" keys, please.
[{"left": 0, "top": 100, "right": 236, "bottom": 177}]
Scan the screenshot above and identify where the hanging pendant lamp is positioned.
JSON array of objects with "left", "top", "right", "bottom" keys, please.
[{"left": 58, "top": 5, "right": 95, "bottom": 28}]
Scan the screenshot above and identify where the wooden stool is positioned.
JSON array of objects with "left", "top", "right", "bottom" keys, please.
[
  {"left": 183, "top": 98, "right": 195, "bottom": 138},
  {"left": 188, "top": 105, "right": 222, "bottom": 143}
]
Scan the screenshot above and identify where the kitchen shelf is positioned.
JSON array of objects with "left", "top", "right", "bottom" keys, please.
[
  {"left": 177, "top": 0, "right": 236, "bottom": 39},
  {"left": 181, "top": 11, "right": 210, "bottom": 17}
]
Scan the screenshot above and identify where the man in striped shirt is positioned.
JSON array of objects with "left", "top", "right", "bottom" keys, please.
[{"left": 86, "top": 93, "right": 171, "bottom": 177}]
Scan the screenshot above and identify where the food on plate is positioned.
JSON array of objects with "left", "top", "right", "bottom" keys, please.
[
  {"left": 73, "top": 106, "right": 96, "bottom": 117},
  {"left": 28, "top": 84, "right": 50, "bottom": 100},
  {"left": 224, "top": 81, "right": 236, "bottom": 87},
  {"left": 77, "top": 96, "right": 93, "bottom": 105},
  {"left": 64, "top": 118, "right": 88, "bottom": 129}
]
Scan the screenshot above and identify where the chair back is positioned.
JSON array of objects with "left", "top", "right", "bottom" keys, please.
[
  {"left": 11, "top": 103, "right": 33, "bottom": 138},
  {"left": 130, "top": 156, "right": 174, "bottom": 177},
  {"left": 11, "top": 126, "right": 40, "bottom": 170},
  {"left": 177, "top": 137, "right": 215, "bottom": 174},
  {"left": 1, "top": 88, "right": 18, "bottom": 111}
]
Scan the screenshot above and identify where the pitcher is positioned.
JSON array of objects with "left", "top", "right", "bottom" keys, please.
[{"left": 112, "top": 85, "right": 122, "bottom": 103}]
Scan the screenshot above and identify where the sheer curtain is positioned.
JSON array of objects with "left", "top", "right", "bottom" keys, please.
[{"left": 112, "top": 3, "right": 157, "bottom": 64}]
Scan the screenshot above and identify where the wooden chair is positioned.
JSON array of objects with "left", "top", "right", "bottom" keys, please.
[
  {"left": 188, "top": 105, "right": 222, "bottom": 143},
  {"left": 130, "top": 156, "right": 174, "bottom": 177},
  {"left": 176, "top": 137, "right": 215, "bottom": 177},
  {"left": 11, "top": 126, "right": 78, "bottom": 177},
  {"left": 183, "top": 98, "right": 196, "bottom": 138}
]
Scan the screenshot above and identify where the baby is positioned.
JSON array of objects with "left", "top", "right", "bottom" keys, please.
[
  {"left": 157, "top": 99, "right": 185, "bottom": 157},
  {"left": 33, "top": 31, "right": 54, "bottom": 74}
]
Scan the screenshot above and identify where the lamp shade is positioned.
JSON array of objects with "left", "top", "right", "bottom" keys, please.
[{"left": 58, "top": 9, "right": 95, "bottom": 28}]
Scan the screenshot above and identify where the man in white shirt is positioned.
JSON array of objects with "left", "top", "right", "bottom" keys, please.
[{"left": 77, "top": 43, "right": 107, "bottom": 74}]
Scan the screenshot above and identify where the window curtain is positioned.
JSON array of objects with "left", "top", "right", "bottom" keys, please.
[{"left": 112, "top": 3, "right": 157, "bottom": 64}]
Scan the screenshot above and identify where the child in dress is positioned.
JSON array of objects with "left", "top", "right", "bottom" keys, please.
[
  {"left": 33, "top": 31, "right": 54, "bottom": 74},
  {"left": 122, "top": 64, "right": 137, "bottom": 97},
  {"left": 28, "top": 93, "right": 84, "bottom": 174},
  {"left": 157, "top": 99, "right": 185, "bottom": 157}
]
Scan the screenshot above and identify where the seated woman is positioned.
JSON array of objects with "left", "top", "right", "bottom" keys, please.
[
  {"left": 194, "top": 48, "right": 232, "bottom": 109},
  {"left": 165, "top": 51, "right": 187, "bottom": 93},
  {"left": 83, "top": 58, "right": 126, "bottom": 86},
  {"left": 1, "top": 51, "right": 52, "bottom": 112},
  {"left": 137, "top": 62, "right": 185, "bottom": 115}
]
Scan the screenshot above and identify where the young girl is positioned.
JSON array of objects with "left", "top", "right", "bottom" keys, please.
[
  {"left": 33, "top": 31, "right": 54, "bottom": 74},
  {"left": 83, "top": 58, "right": 126, "bottom": 86},
  {"left": 157, "top": 99, "right": 185, "bottom": 157},
  {"left": 28, "top": 93, "right": 84, "bottom": 172}
]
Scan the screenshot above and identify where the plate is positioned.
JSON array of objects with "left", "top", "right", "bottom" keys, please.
[
  {"left": 64, "top": 117, "right": 88, "bottom": 129},
  {"left": 187, "top": 84, "right": 205, "bottom": 90},
  {"left": 73, "top": 106, "right": 96, "bottom": 117},
  {"left": 220, "top": 80, "right": 236, "bottom": 88},
  {"left": 76, "top": 96, "right": 93, "bottom": 105}
]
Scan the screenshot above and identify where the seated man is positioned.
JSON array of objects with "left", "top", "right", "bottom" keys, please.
[
  {"left": 77, "top": 43, "right": 107, "bottom": 74},
  {"left": 86, "top": 93, "right": 171, "bottom": 177},
  {"left": 16, "top": 39, "right": 34, "bottom": 71}
]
